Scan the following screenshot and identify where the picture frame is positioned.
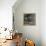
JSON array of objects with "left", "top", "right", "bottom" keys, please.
[{"left": 24, "top": 13, "right": 36, "bottom": 25}]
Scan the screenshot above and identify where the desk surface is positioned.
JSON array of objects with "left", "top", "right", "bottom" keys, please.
[{"left": 0, "top": 39, "right": 16, "bottom": 46}]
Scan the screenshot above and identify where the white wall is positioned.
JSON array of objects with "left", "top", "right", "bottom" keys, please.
[
  {"left": 41, "top": 0, "right": 46, "bottom": 46},
  {"left": 13, "top": 0, "right": 41, "bottom": 46},
  {"left": 0, "top": 0, "right": 17, "bottom": 29}
]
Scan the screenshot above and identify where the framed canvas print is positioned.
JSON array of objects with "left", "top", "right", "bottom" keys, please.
[{"left": 24, "top": 13, "right": 36, "bottom": 25}]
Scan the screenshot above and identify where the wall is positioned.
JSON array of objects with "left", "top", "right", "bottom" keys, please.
[
  {"left": 40, "top": 0, "right": 46, "bottom": 46},
  {"left": 0, "top": 0, "right": 17, "bottom": 30},
  {"left": 13, "top": 0, "right": 41, "bottom": 46}
]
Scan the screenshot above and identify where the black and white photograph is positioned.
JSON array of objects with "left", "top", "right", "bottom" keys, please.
[{"left": 24, "top": 13, "right": 36, "bottom": 25}]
